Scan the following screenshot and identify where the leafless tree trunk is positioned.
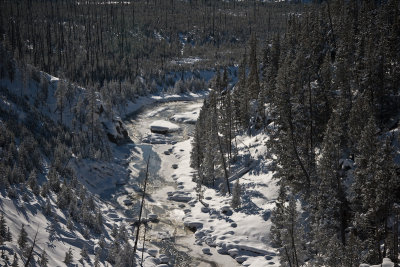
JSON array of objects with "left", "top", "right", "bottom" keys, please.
[
  {"left": 24, "top": 227, "right": 39, "bottom": 267},
  {"left": 134, "top": 156, "right": 150, "bottom": 257},
  {"left": 217, "top": 133, "right": 230, "bottom": 195}
]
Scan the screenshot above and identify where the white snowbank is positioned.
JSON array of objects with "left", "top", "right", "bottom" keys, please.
[
  {"left": 170, "top": 111, "right": 199, "bottom": 124},
  {"left": 150, "top": 120, "right": 180, "bottom": 133},
  {"left": 163, "top": 133, "right": 280, "bottom": 267},
  {"left": 361, "top": 258, "right": 395, "bottom": 267}
]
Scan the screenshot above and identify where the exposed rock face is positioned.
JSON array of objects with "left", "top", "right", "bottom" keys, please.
[{"left": 104, "top": 118, "right": 130, "bottom": 144}]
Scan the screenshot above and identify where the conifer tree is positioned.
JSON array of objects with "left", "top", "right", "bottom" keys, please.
[
  {"left": 17, "top": 224, "right": 27, "bottom": 250},
  {"left": 233, "top": 52, "right": 249, "bottom": 128},
  {"left": 55, "top": 79, "right": 67, "bottom": 124},
  {"left": 80, "top": 245, "right": 89, "bottom": 262},
  {"left": 94, "top": 252, "right": 101, "bottom": 267},
  {"left": 39, "top": 250, "right": 49, "bottom": 267},
  {"left": 27, "top": 170, "right": 38, "bottom": 194},
  {"left": 279, "top": 196, "right": 307, "bottom": 267},
  {"left": 64, "top": 247, "right": 73, "bottom": 265},
  {"left": 271, "top": 185, "right": 286, "bottom": 248},
  {"left": 48, "top": 221, "right": 56, "bottom": 243},
  {"left": 312, "top": 106, "right": 348, "bottom": 253},
  {"left": 43, "top": 197, "right": 52, "bottom": 216},
  {"left": 248, "top": 33, "right": 260, "bottom": 100},
  {"left": 12, "top": 253, "right": 18, "bottom": 267},
  {"left": 6, "top": 227, "right": 12, "bottom": 242},
  {"left": 0, "top": 213, "right": 6, "bottom": 239}
]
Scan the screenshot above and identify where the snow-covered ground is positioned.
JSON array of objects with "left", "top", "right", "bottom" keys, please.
[
  {"left": 122, "top": 97, "right": 281, "bottom": 266},
  {"left": 163, "top": 136, "right": 280, "bottom": 266},
  {"left": 2, "top": 67, "right": 392, "bottom": 266}
]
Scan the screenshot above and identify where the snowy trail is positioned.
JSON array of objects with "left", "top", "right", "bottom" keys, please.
[{"left": 121, "top": 100, "right": 240, "bottom": 267}]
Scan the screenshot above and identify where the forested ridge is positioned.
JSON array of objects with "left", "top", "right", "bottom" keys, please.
[
  {"left": 0, "top": 1, "right": 304, "bottom": 266},
  {"left": 0, "top": 0, "right": 298, "bottom": 87},
  {"left": 1, "top": 0, "right": 400, "bottom": 266},
  {"left": 191, "top": 1, "right": 400, "bottom": 266}
]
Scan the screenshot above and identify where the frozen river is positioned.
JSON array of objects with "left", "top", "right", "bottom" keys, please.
[{"left": 114, "top": 100, "right": 239, "bottom": 267}]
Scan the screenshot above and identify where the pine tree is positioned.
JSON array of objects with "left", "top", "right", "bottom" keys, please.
[
  {"left": 48, "top": 221, "right": 56, "bottom": 242},
  {"left": 64, "top": 247, "right": 73, "bottom": 265},
  {"left": 39, "top": 250, "right": 49, "bottom": 267},
  {"left": 115, "top": 241, "right": 135, "bottom": 267},
  {"left": 17, "top": 224, "right": 27, "bottom": 250},
  {"left": 248, "top": 33, "right": 260, "bottom": 100},
  {"left": 6, "top": 227, "right": 12, "bottom": 242},
  {"left": 231, "top": 179, "right": 241, "bottom": 209},
  {"left": 86, "top": 86, "right": 99, "bottom": 144},
  {"left": 0, "top": 212, "right": 6, "bottom": 239},
  {"left": 43, "top": 197, "right": 52, "bottom": 216},
  {"left": 94, "top": 209, "right": 103, "bottom": 234},
  {"left": 94, "top": 252, "right": 101, "bottom": 267},
  {"left": 190, "top": 99, "right": 207, "bottom": 174},
  {"left": 233, "top": 52, "right": 249, "bottom": 128},
  {"left": 12, "top": 253, "right": 18, "bottom": 267},
  {"left": 275, "top": 195, "right": 307, "bottom": 267},
  {"left": 352, "top": 116, "right": 385, "bottom": 264},
  {"left": 311, "top": 106, "right": 349, "bottom": 258},
  {"left": 342, "top": 232, "right": 362, "bottom": 267},
  {"left": 111, "top": 224, "right": 118, "bottom": 238},
  {"left": 27, "top": 170, "right": 38, "bottom": 194},
  {"left": 80, "top": 245, "right": 89, "bottom": 262},
  {"left": 348, "top": 95, "right": 372, "bottom": 154},
  {"left": 55, "top": 79, "right": 67, "bottom": 124},
  {"left": 66, "top": 216, "right": 73, "bottom": 231},
  {"left": 270, "top": 185, "right": 286, "bottom": 248}
]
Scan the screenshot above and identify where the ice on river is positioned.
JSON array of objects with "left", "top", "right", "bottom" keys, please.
[
  {"left": 150, "top": 120, "right": 180, "bottom": 134},
  {"left": 170, "top": 111, "right": 199, "bottom": 124}
]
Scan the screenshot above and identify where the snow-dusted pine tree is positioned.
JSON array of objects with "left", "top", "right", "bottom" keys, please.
[
  {"left": 64, "top": 247, "right": 73, "bottom": 265},
  {"left": 17, "top": 224, "right": 27, "bottom": 250},
  {"left": 39, "top": 250, "right": 49, "bottom": 267}
]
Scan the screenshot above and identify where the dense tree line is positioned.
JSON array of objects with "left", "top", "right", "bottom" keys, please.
[
  {"left": 0, "top": 48, "right": 124, "bottom": 265},
  {"left": 0, "top": 0, "right": 302, "bottom": 89},
  {"left": 191, "top": 0, "right": 400, "bottom": 265}
]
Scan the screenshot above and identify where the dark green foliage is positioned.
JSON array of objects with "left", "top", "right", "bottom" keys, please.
[
  {"left": 0, "top": 0, "right": 298, "bottom": 88},
  {"left": 190, "top": 1, "right": 400, "bottom": 266},
  {"left": 64, "top": 247, "right": 73, "bottom": 265},
  {"left": 17, "top": 224, "right": 27, "bottom": 250}
]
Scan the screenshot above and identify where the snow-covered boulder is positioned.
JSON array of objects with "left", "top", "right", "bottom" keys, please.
[
  {"left": 116, "top": 179, "right": 127, "bottom": 185},
  {"left": 362, "top": 258, "right": 395, "bottom": 267},
  {"left": 184, "top": 220, "right": 203, "bottom": 231},
  {"left": 150, "top": 120, "right": 180, "bottom": 134},
  {"left": 202, "top": 247, "right": 211, "bottom": 254},
  {"left": 103, "top": 117, "right": 130, "bottom": 144},
  {"left": 159, "top": 254, "right": 169, "bottom": 264},
  {"left": 221, "top": 205, "right": 231, "bottom": 213},
  {"left": 235, "top": 255, "right": 248, "bottom": 263},
  {"left": 217, "top": 247, "right": 228, "bottom": 254},
  {"left": 148, "top": 214, "right": 158, "bottom": 222},
  {"left": 147, "top": 249, "right": 158, "bottom": 257},
  {"left": 201, "top": 206, "right": 210, "bottom": 213},
  {"left": 123, "top": 199, "right": 133, "bottom": 205},
  {"left": 228, "top": 248, "right": 239, "bottom": 257},
  {"left": 170, "top": 112, "right": 198, "bottom": 124},
  {"left": 167, "top": 191, "right": 192, "bottom": 202}
]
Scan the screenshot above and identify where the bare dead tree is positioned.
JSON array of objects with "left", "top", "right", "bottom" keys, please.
[
  {"left": 217, "top": 133, "right": 230, "bottom": 195},
  {"left": 133, "top": 155, "right": 150, "bottom": 258},
  {"left": 24, "top": 227, "right": 39, "bottom": 267}
]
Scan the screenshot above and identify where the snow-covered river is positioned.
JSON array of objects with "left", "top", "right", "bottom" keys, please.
[{"left": 114, "top": 100, "right": 239, "bottom": 267}]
